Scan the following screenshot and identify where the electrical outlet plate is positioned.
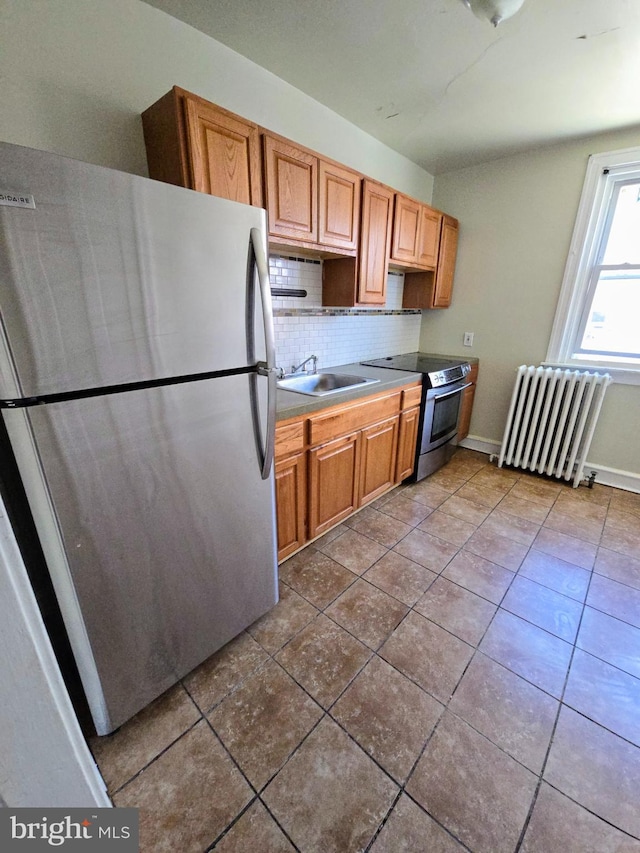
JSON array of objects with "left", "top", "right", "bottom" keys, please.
[{"left": 463, "top": 331, "right": 474, "bottom": 347}]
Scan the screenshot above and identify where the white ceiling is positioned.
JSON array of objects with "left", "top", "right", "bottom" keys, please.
[{"left": 143, "top": 0, "right": 640, "bottom": 174}]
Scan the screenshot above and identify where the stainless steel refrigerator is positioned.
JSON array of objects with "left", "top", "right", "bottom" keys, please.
[{"left": 0, "top": 141, "right": 279, "bottom": 736}]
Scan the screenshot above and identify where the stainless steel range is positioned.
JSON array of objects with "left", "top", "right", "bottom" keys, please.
[{"left": 361, "top": 352, "right": 472, "bottom": 481}]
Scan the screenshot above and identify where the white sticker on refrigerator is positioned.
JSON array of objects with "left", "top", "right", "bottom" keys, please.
[{"left": 0, "top": 190, "right": 36, "bottom": 209}]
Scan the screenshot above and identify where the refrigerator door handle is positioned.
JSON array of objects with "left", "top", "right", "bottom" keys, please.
[{"left": 250, "top": 227, "right": 276, "bottom": 480}]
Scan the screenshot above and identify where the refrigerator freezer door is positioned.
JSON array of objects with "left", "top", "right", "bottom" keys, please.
[
  {"left": 6, "top": 374, "right": 278, "bottom": 734},
  {"left": 0, "top": 141, "right": 268, "bottom": 399}
]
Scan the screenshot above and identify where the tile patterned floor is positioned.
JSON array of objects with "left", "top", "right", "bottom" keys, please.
[{"left": 89, "top": 451, "right": 640, "bottom": 853}]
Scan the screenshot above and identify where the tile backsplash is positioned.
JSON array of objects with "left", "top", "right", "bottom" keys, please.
[{"left": 270, "top": 256, "right": 421, "bottom": 371}]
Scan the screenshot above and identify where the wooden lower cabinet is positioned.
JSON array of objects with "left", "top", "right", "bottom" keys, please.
[
  {"left": 457, "top": 362, "right": 479, "bottom": 442},
  {"left": 359, "top": 416, "right": 399, "bottom": 505},
  {"left": 395, "top": 406, "right": 420, "bottom": 482},
  {"left": 275, "top": 381, "right": 421, "bottom": 560},
  {"left": 308, "top": 432, "right": 360, "bottom": 539},
  {"left": 275, "top": 452, "right": 307, "bottom": 561}
]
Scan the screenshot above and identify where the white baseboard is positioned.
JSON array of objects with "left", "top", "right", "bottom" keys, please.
[
  {"left": 459, "top": 436, "right": 501, "bottom": 457},
  {"left": 581, "top": 462, "right": 640, "bottom": 494},
  {"left": 459, "top": 435, "right": 640, "bottom": 494}
]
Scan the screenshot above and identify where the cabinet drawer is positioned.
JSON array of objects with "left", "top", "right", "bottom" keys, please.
[
  {"left": 275, "top": 420, "right": 306, "bottom": 458},
  {"left": 309, "top": 391, "right": 401, "bottom": 446},
  {"left": 401, "top": 385, "right": 423, "bottom": 410}
]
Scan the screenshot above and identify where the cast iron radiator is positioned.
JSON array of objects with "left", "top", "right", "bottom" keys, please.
[{"left": 498, "top": 365, "right": 612, "bottom": 487}]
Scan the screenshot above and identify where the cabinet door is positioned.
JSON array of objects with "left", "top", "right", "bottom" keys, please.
[
  {"left": 457, "top": 363, "right": 478, "bottom": 442},
  {"left": 390, "top": 194, "right": 421, "bottom": 265},
  {"left": 308, "top": 432, "right": 360, "bottom": 538},
  {"left": 358, "top": 181, "right": 394, "bottom": 304},
  {"left": 275, "top": 452, "right": 307, "bottom": 561},
  {"left": 359, "top": 416, "right": 399, "bottom": 505},
  {"left": 432, "top": 215, "right": 459, "bottom": 308},
  {"left": 416, "top": 206, "right": 442, "bottom": 269},
  {"left": 183, "top": 96, "right": 263, "bottom": 205},
  {"left": 319, "top": 161, "right": 361, "bottom": 251},
  {"left": 396, "top": 406, "right": 420, "bottom": 482},
  {"left": 263, "top": 135, "right": 317, "bottom": 242}
]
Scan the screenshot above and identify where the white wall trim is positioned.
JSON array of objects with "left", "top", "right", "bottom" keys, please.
[
  {"left": 459, "top": 435, "right": 500, "bottom": 456},
  {"left": 0, "top": 500, "right": 110, "bottom": 807},
  {"left": 546, "top": 146, "right": 640, "bottom": 374},
  {"left": 459, "top": 435, "right": 640, "bottom": 494},
  {"left": 581, "top": 461, "right": 640, "bottom": 494}
]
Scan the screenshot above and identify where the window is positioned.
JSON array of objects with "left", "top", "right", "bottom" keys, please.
[{"left": 546, "top": 147, "right": 640, "bottom": 384}]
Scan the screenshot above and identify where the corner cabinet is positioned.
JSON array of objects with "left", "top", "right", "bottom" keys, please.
[
  {"left": 322, "top": 180, "right": 394, "bottom": 306},
  {"left": 402, "top": 214, "right": 459, "bottom": 309},
  {"left": 274, "top": 380, "right": 421, "bottom": 560},
  {"left": 141, "top": 86, "right": 263, "bottom": 206}
]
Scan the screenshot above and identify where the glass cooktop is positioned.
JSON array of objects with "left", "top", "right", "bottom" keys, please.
[{"left": 360, "top": 352, "right": 470, "bottom": 388}]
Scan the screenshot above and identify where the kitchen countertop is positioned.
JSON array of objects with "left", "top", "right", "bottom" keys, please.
[
  {"left": 276, "top": 352, "right": 480, "bottom": 421},
  {"left": 276, "top": 363, "right": 422, "bottom": 421}
]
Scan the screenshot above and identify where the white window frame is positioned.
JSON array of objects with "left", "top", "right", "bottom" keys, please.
[{"left": 546, "top": 146, "right": 640, "bottom": 386}]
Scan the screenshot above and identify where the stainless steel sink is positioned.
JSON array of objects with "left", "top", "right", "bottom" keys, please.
[{"left": 277, "top": 372, "right": 380, "bottom": 396}]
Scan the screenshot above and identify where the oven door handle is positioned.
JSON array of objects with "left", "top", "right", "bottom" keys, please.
[{"left": 433, "top": 382, "right": 473, "bottom": 402}]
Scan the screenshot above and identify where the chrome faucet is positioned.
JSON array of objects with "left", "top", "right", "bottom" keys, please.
[{"left": 291, "top": 354, "right": 318, "bottom": 375}]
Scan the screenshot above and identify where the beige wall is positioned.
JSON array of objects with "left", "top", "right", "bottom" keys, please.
[
  {"left": 0, "top": 0, "right": 433, "bottom": 200},
  {"left": 426, "top": 128, "right": 640, "bottom": 479}
]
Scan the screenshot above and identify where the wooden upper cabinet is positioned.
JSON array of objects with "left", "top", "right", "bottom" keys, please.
[
  {"left": 318, "top": 161, "right": 361, "bottom": 251},
  {"left": 402, "top": 213, "right": 459, "bottom": 309},
  {"left": 358, "top": 180, "right": 394, "bottom": 304},
  {"left": 183, "top": 98, "right": 262, "bottom": 204},
  {"left": 263, "top": 136, "right": 360, "bottom": 252},
  {"left": 390, "top": 194, "right": 421, "bottom": 265},
  {"left": 390, "top": 195, "right": 442, "bottom": 270},
  {"left": 433, "top": 214, "right": 459, "bottom": 308},
  {"left": 322, "top": 180, "right": 393, "bottom": 306},
  {"left": 417, "top": 206, "right": 442, "bottom": 269},
  {"left": 141, "top": 87, "right": 262, "bottom": 206},
  {"left": 263, "top": 135, "right": 317, "bottom": 243}
]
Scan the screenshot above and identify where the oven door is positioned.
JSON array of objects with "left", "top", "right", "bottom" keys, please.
[{"left": 421, "top": 380, "right": 472, "bottom": 453}]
